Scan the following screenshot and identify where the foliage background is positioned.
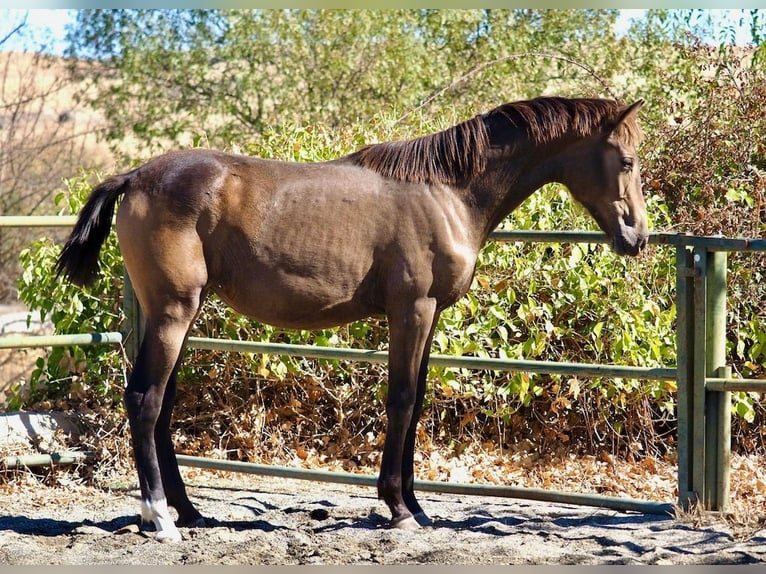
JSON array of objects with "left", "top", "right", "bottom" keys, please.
[{"left": 4, "top": 9, "right": 766, "bottom": 467}]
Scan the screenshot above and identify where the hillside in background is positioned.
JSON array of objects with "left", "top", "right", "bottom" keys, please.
[{"left": 0, "top": 50, "right": 113, "bottom": 302}]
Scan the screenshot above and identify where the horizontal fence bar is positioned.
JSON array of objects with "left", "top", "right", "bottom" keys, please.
[
  {"left": 0, "top": 332, "right": 123, "bottom": 349},
  {"left": 0, "top": 329, "right": 675, "bottom": 381},
  {"left": 175, "top": 454, "right": 673, "bottom": 515},
  {"left": 652, "top": 233, "right": 766, "bottom": 252},
  {"left": 187, "top": 336, "right": 676, "bottom": 381},
  {"left": 0, "top": 215, "right": 78, "bottom": 227},
  {"left": 3, "top": 215, "right": 765, "bottom": 252},
  {"left": 706, "top": 378, "right": 766, "bottom": 392},
  {"left": 2, "top": 452, "right": 90, "bottom": 468},
  {"left": 489, "top": 230, "right": 766, "bottom": 252},
  {"left": 489, "top": 230, "right": 609, "bottom": 244},
  {"left": 1, "top": 449, "right": 674, "bottom": 515}
]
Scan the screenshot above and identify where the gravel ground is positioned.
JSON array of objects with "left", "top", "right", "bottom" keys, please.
[
  {"left": 0, "top": 468, "right": 764, "bottom": 565},
  {"left": 2, "top": 306, "right": 765, "bottom": 566}
]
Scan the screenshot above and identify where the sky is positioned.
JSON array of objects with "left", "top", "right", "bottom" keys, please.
[
  {"left": 1, "top": 9, "right": 75, "bottom": 54},
  {"left": 0, "top": 9, "right": 761, "bottom": 55}
]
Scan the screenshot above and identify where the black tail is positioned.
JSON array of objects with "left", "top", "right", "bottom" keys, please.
[{"left": 56, "top": 173, "right": 131, "bottom": 286}]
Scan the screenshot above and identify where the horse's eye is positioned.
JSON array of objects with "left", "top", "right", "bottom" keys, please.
[{"left": 621, "top": 158, "right": 634, "bottom": 172}]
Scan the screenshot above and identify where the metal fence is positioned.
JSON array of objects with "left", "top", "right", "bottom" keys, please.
[{"left": 2, "top": 215, "right": 765, "bottom": 515}]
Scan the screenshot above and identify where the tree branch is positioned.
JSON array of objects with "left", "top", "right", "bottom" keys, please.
[{"left": 395, "top": 51, "right": 619, "bottom": 125}]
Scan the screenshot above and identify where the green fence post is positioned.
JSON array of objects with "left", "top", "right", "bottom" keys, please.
[
  {"left": 122, "top": 268, "right": 144, "bottom": 367},
  {"left": 704, "top": 251, "right": 729, "bottom": 511},
  {"left": 675, "top": 243, "right": 696, "bottom": 509},
  {"left": 690, "top": 246, "right": 709, "bottom": 508}
]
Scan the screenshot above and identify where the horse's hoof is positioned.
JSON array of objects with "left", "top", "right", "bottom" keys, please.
[
  {"left": 391, "top": 516, "right": 421, "bottom": 530},
  {"left": 413, "top": 512, "right": 433, "bottom": 527},
  {"left": 155, "top": 528, "right": 183, "bottom": 543}
]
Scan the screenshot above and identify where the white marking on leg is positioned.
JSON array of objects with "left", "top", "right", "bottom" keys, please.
[{"left": 141, "top": 498, "right": 182, "bottom": 542}]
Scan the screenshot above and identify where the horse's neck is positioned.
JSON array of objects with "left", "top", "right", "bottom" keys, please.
[{"left": 467, "top": 143, "right": 564, "bottom": 241}]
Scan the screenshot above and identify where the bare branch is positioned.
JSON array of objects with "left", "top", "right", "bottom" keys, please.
[
  {"left": 395, "top": 52, "right": 619, "bottom": 125},
  {"left": 0, "top": 14, "right": 27, "bottom": 48}
]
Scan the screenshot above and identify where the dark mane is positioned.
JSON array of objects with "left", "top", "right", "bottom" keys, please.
[
  {"left": 487, "top": 97, "right": 643, "bottom": 148},
  {"left": 344, "top": 97, "right": 642, "bottom": 185},
  {"left": 342, "top": 115, "right": 489, "bottom": 186}
]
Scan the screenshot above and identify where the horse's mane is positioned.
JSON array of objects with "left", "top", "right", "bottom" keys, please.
[
  {"left": 488, "top": 97, "right": 643, "bottom": 149},
  {"left": 343, "top": 97, "right": 642, "bottom": 185},
  {"left": 342, "top": 114, "right": 489, "bottom": 186}
]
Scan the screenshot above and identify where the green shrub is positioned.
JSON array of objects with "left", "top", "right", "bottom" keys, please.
[
  {"left": 12, "top": 173, "right": 126, "bottom": 411},
  {"left": 13, "top": 105, "right": 764, "bottom": 459}
]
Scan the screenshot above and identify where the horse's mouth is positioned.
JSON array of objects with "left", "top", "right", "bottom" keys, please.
[
  {"left": 589, "top": 208, "right": 649, "bottom": 257},
  {"left": 611, "top": 223, "right": 649, "bottom": 256}
]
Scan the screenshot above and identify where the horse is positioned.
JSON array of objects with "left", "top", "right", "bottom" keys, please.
[{"left": 56, "top": 96, "right": 648, "bottom": 542}]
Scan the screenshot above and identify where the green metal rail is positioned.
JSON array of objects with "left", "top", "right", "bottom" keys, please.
[
  {"left": 187, "top": 337, "right": 677, "bottom": 380},
  {"left": 0, "top": 332, "right": 123, "bottom": 349},
  {"left": 175, "top": 453, "right": 675, "bottom": 515},
  {"left": 2, "top": 214, "right": 765, "bottom": 515},
  {"left": 2, "top": 452, "right": 89, "bottom": 468}
]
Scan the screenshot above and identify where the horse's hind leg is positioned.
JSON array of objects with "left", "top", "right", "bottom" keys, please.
[
  {"left": 125, "top": 320, "right": 186, "bottom": 542},
  {"left": 117, "top": 190, "right": 210, "bottom": 541},
  {"left": 124, "top": 294, "right": 202, "bottom": 542},
  {"left": 155, "top": 360, "right": 205, "bottom": 528}
]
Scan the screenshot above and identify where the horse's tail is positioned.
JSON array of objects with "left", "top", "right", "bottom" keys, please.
[{"left": 56, "top": 173, "right": 132, "bottom": 286}]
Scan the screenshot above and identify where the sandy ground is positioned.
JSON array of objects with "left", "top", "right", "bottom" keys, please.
[
  {"left": 2, "top": 305, "right": 765, "bottom": 565},
  {"left": 0, "top": 467, "right": 764, "bottom": 566}
]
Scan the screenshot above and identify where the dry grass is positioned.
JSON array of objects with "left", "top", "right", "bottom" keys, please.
[{"left": 0, "top": 50, "right": 112, "bottom": 173}]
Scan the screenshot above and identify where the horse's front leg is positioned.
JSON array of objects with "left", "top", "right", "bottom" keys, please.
[
  {"left": 379, "top": 296, "right": 438, "bottom": 530},
  {"left": 401, "top": 310, "right": 441, "bottom": 526}
]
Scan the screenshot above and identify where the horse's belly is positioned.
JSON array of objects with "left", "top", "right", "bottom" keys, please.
[{"left": 213, "top": 262, "right": 377, "bottom": 330}]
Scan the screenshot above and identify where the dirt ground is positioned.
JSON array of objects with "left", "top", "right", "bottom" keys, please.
[
  {"left": 2, "top": 305, "right": 765, "bottom": 565},
  {"left": 0, "top": 466, "right": 764, "bottom": 566}
]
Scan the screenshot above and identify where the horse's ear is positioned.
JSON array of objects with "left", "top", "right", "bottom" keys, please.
[{"left": 613, "top": 99, "right": 645, "bottom": 128}]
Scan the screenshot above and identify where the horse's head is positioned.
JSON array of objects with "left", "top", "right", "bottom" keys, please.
[{"left": 561, "top": 99, "right": 649, "bottom": 256}]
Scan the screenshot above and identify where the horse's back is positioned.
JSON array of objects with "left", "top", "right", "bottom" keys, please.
[
  {"left": 114, "top": 148, "right": 479, "bottom": 329},
  {"left": 113, "top": 149, "right": 388, "bottom": 326}
]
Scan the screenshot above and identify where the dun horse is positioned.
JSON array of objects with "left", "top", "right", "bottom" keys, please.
[{"left": 57, "top": 96, "right": 648, "bottom": 541}]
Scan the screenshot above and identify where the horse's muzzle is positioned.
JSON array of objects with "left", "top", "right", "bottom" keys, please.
[{"left": 612, "top": 223, "right": 649, "bottom": 256}]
